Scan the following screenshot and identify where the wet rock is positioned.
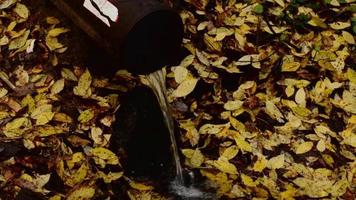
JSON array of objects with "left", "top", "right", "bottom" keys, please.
[{"left": 110, "top": 86, "right": 174, "bottom": 181}]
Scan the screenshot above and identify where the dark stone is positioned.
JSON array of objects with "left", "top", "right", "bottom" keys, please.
[{"left": 110, "top": 86, "right": 174, "bottom": 181}]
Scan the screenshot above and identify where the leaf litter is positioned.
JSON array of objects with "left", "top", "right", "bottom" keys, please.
[{"left": 0, "top": 0, "right": 355, "bottom": 199}]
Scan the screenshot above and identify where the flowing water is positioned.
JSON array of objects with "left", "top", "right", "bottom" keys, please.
[
  {"left": 146, "top": 69, "right": 216, "bottom": 199},
  {"left": 146, "top": 69, "right": 184, "bottom": 184}
]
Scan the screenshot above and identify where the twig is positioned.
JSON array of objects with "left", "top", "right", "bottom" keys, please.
[{"left": 0, "top": 71, "right": 16, "bottom": 90}]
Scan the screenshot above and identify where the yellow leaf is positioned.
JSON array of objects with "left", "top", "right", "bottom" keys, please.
[
  {"left": 330, "top": 0, "right": 340, "bottom": 6},
  {"left": 97, "top": 171, "right": 123, "bottom": 183},
  {"left": 291, "top": 106, "right": 312, "bottom": 117},
  {"left": 199, "top": 123, "right": 230, "bottom": 135},
  {"left": 0, "top": 88, "right": 8, "bottom": 98},
  {"left": 78, "top": 109, "right": 94, "bottom": 123},
  {"left": 234, "top": 135, "right": 252, "bottom": 152},
  {"left": 48, "top": 28, "right": 70, "bottom": 37},
  {"left": 182, "top": 148, "right": 204, "bottom": 168},
  {"left": 9, "top": 30, "right": 30, "bottom": 50},
  {"left": 266, "top": 100, "right": 284, "bottom": 122},
  {"left": 67, "top": 186, "right": 95, "bottom": 200},
  {"left": 49, "top": 195, "right": 61, "bottom": 200},
  {"left": 179, "top": 54, "right": 195, "bottom": 68},
  {"left": 295, "top": 88, "right": 306, "bottom": 107},
  {"left": 229, "top": 116, "right": 245, "bottom": 132},
  {"left": 53, "top": 113, "right": 73, "bottom": 123},
  {"left": 73, "top": 69, "right": 92, "bottom": 98},
  {"left": 67, "top": 152, "right": 85, "bottom": 169},
  {"left": 285, "top": 86, "right": 295, "bottom": 97},
  {"left": 61, "top": 68, "right": 78, "bottom": 81},
  {"left": 172, "top": 76, "right": 198, "bottom": 97},
  {"left": 173, "top": 66, "right": 188, "bottom": 84},
  {"left": 0, "top": 0, "right": 16, "bottom": 9},
  {"left": 51, "top": 79, "right": 65, "bottom": 94},
  {"left": 329, "top": 22, "right": 351, "bottom": 30},
  {"left": 222, "top": 145, "right": 239, "bottom": 160},
  {"left": 65, "top": 163, "right": 88, "bottom": 187},
  {"left": 4, "top": 117, "right": 31, "bottom": 137},
  {"left": 0, "top": 35, "right": 9, "bottom": 46},
  {"left": 267, "top": 154, "right": 285, "bottom": 169},
  {"left": 236, "top": 54, "right": 260, "bottom": 68},
  {"left": 295, "top": 141, "right": 313, "bottom": 154},
  {"left": 281, "top": 62, "right": 300, "bottom": 72},
  {"left": 129, "top": 181, "right": 154, "bottom": 191},
  {"left": 45, "top": 35, "right": 64, "bottom": 51},
  {"left": 224, "top": 100, "right": 244, "bottom": 111},
  {"left": 91, "top": 147, "right": 119, "bottom": 168},
  {"left": 13, "top": 3, "right": 29, "bottom": 20},
  {"left": 274, "top": 0, "right": 285, "bottom": 7},
  {"left": 348, "top": 115, "right": 356, "bottom": 124},
  {"left": 316, "top": 140, "right": 326, "bottom": 152},
  {"left": 347, "top": 68, "right": 356, "bottom": 84},
  {"left": 31, "top": 104, "right": 54, "bottom": 125},
  {"left": 208, "top": 157, "right": 238, "bottom": 174},
  {"left": 308, "top": 17, "right": 327, "bottom": 29},
  {"left": 241, "top": 173, "right": 257, "bottom": 187},
  {"left": 253, "top": 155, "right": 267, "bottom": 172},
  {"left": 342, "top": 31, "right": 355, "bottom": 44},
  {"left": 322, "top": 154, "right": 334, "bottom": 167},
  {"left": 46, "top": 17, "right": 60, "bottom": 25},
  {"left": 36, "top": 125, "right": 65, "bottom": 137}
]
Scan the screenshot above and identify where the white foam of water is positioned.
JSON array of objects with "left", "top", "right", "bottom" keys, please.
[{"left": 169, "top": 179, "right": 216, "bottom": 200}]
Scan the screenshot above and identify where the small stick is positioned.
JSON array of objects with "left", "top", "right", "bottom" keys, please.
[{"left": 0, "top": 71, "right": 16, "bottom": 90}]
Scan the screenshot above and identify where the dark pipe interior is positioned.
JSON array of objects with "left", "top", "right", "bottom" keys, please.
[{"left": 122, "top": 10, "right": 184, "bottom": 74}]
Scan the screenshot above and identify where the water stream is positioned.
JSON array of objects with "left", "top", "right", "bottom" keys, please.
[
  {"left": 146, "top": 69, "right": 215, "bottom": 199},
  {"left": 146, "top": 69, "right": 184, "bottom": 184}
]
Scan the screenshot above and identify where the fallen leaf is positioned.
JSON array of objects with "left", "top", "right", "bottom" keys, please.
[
  {"left": 67, "top": 186, "right": 95, "bottom": 200},
  {"left": 172, "top": 76, "right": 198, "bottom": 97},
  {"left": 73, "top": 69, "right": 92, "bottom": 98},
  {"left": 91, "top": 147, "right": 119, "bottom": 168},
  {"left": 267, "top": 154, "right": 285, "bottom": 169},
  {"left": 295, "top": 141, "right": 313, "bottom": 154}
]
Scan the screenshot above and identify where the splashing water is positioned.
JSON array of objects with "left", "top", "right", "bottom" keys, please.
[{"left": 146, "top": 69, "right": 184, "bottom": 184}]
